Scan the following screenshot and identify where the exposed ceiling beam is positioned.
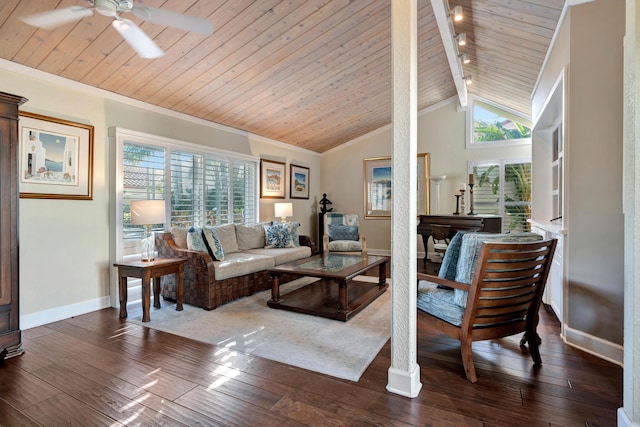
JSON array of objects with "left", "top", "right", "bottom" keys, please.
[{"left": 431, "top": 0, "right": 467, "bottom": 107}]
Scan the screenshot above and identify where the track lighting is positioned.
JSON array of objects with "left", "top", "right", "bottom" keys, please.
[
  {"left": 459, "top": 53, "right": 470, "bottom": 64},
  {"left": 464, "top": 75, "right": 473, "bottom": 85},
  {"left": 450, "top": 5, "right": 463, "bottom": 22},
  {"left": 456, "top": 33, "right": 467, "bottom": 46}
]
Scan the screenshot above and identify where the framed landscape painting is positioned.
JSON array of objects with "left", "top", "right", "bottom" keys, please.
[
  {"left": 364, "top": 157, "right": 392, "bottom": 218},
  {"left": 260, "top": 159, "right": 286, "bottom": 198},
  {"left": 18, "top": 111, "right": 94, "bottom": 200},
  {"left": 290, "top": 164, "right": 310, "bottom": 199}
]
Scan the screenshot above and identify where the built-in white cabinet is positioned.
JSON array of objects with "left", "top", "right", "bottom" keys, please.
[{"left": 530, "top": 221, "right": 565, "bottom": 323}]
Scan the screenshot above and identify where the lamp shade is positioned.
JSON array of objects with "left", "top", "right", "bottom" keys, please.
[
  {"left": 131, "top": 200, "right": 166, "bottom": 225},
  {"left": 274, "top": 202, "right": 293, "bottom": 219}
]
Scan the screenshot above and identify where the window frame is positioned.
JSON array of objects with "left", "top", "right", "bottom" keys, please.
[
  {"left": 112, "top": 127, "right": 260, "bottom": 263},
  {"left": 469, "top": 157, "right": 532, "bottom": 233},
  {"left": 466, "top": 96, "right": 533, "bottom": 149}
]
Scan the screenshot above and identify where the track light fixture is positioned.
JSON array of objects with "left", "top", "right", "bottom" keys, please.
[
  {"left": 450, "top": 5, "right": 463, "bottom": 22},
  {"left": 456, "top": 32, "right": 467, "bottom": 46},
  {"left": 459, "top": 52, "right": 470, "bottom": 64},
  {"left": 464, "top": 75, "right": 473, "bottom": 85}
]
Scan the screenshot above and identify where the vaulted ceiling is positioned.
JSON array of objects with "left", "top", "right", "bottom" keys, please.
[{"left": 0, "top": 0, "right": 564, "bottom": 153}]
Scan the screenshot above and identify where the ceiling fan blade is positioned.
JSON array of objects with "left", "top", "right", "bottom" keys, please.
[
  {"left": 112, "top": 19, "right": 163, "bottom": 59},
  {"left": 132, "top": 6, "right": 214, "bottom": 36},
  {"left": 20, "top": 6, "right": 93, "bottom": 30}
]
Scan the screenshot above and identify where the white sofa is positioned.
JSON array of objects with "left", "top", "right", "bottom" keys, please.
[{"left": 155, "top": 223, "right": 312, "bottom": 310}]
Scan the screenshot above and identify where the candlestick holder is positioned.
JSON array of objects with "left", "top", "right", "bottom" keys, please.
[
  {"left": 453, "top": 194, "right": 461, "bottom": 215},
  {"left": 468, "top": 183, "right": 476, "bottom": 215},
  {"left": 459, "top": 189, "right": 465, "bottom": 215}
]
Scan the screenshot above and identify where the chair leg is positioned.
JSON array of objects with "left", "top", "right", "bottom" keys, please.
[
  {"left": 527, "top": 331, "right": 543, "bottom": 366},
  {"left": 460, "top": 339, "right": 478, "bottom": 383}
]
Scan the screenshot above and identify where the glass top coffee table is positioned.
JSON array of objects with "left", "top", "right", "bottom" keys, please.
[{"left": 267, "top": 253, "right": 389, "bottom": 321}]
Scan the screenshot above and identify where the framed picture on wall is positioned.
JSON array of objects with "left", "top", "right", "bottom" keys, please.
[
  {"left": 364, "top": 154, "right": 430, "bottom": 218},
  {"left": 18, "top": 111, "right": 94, "bottom": 200},
  {"left": 260, "top": 159, "right": 286, "bottom": 198},
  {"left": 290, "top": 164, "right": 310, "bottom": 199},
  {"left": 364, "top": 157, "right": 392, "bottom": 218}
]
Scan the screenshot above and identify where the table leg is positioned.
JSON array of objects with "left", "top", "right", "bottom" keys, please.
[
  {"left": 153, "top": 277, "right": 161, "bottom": 308},
  {"left": 378, "top": 261, "right": 387, "bottom": 287},
  {"left": 176, "top": 264, "right": 184, "bottom": 311},
  {"left": 338, "top": 280, "right": 348, "bottom": 313},
  {"left": 119, "top": 275, "right": 128, "bottom": 318},
  {"left": 270, "top": 274, "right": 281, "bottom": 303},
  {"left": 421, "top": 232, "right": 431, "bottom": 264},
  {"left": 141, "top": 271, "right": 151, "bottom": 323}
]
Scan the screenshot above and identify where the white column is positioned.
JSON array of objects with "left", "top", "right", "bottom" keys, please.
[
  {"left": 620, "top": 1, "right": 640, "bottom": 425},
  {"left": 386, "top": 0, "right": 422, "bottom": 398}
]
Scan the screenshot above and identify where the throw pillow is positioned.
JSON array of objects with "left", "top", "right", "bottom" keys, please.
[
  {"left": 328, "top": 224, "right": 359, "bottom": 241},
  {"left": 436, "top": 231, "right": 466, "bottom": 289},
  {"left": 212, "top": 223, "right": 239, "bottom": 254},
  {"left": 186, "top": 227, "right": 208, "bottom": 252},
  {"left": 271, "top": 221, "right": 301, "bottom": 246},
  {"left": 263, "top": 222, "right": 296, "bottom": 248},
  {"left": 202, "top": 226, "right": 225, "bottom": 261},
  {"left": 236, "top": 223, "right": 266, "bottom": 250}
]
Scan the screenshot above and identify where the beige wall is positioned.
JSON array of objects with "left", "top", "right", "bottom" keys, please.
[{"left": 322, "top": 98, "right": 532, "bottom": 254}]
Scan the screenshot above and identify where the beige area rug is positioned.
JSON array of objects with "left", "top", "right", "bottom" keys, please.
[{"left": 128, "top": 276, "right": 390, "bottom": 382}]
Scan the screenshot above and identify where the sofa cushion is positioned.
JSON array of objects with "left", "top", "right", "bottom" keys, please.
[
  {"left": 327, "top": 240, "right": 362, "bottom": 252},
  {"left": 236, "top": 223, "right": 267, "bottom": 250},
  {"left": 203, "top": 226, "right": 226, "bottom": 261},
  {"left": 245, "top": 245, "right": 312, "bottom": 265},
  {"left": 417, "top": 280, "right": 464, "bottom": 327},
  {"left": 171, "top": 226, "right": 189, "bottom": 249},
  {"left": 186, "top": 227, "right": 207, "bottom": 252},
  {"left": 213, "top": 223, "right": 239, "bottom": 254},
  {"left": 213, "top": 252, "right": 275, "bottom": 281},
  {"left": 263, "top": 222, "right": 296, "bottom": 248},
  {"left": 453, "top": 232, "right": 544, "bottom": 307}
]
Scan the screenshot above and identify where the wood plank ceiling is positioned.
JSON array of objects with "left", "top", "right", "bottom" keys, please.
[{"left": 0, "top": 0, "right": 564, "bottom": 153}]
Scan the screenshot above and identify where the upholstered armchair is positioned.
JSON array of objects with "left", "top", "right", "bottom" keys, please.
[
  {"left": 416, "top": 231, "right": 557, "bottom": 383},
  {"left": 322, "top": 212, "right": 367, "bottom": 255}
]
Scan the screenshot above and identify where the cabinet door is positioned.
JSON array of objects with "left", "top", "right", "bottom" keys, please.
[{"left": 0, "top": 121, "right": 12, "bottom": 306}]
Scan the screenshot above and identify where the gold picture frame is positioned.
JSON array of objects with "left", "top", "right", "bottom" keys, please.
[
  {"left": 363, "top": 153, "right": 430, "bottom": 219},
  {"left": 19, "top": 111, "right": 94, "bottom": 200},
  {"left": 260, "top": 159, "right": 286, "bottom": 199}
]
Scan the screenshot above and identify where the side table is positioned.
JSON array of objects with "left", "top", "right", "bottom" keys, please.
[{"left": 114, "top": 257, "right": 186, "bottom": 322}]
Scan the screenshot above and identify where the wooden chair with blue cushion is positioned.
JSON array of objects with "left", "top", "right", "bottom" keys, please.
[
  {"left": 416, "top": 232, "right": 557, "bottom": 383},
  {"left": 322, "top": 212, "right": 367, "bottom": 256}
]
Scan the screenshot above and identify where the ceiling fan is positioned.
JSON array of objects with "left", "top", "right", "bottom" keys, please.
[{"left": 20, "top": 0, "right": 214, "bottom": 59}]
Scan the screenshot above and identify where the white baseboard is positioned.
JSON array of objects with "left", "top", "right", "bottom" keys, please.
[
  {"left": 21, "top": 296, "right": 112, "bottom": 330},
  {"left": 617, "top": 407, "right": 640, "bottom": 427},
  {"left": 387, "top": 365, "right": 422, "bottom": 398},
  {"left": 563, "top": 325, "right": 624, "bottom": 367}
]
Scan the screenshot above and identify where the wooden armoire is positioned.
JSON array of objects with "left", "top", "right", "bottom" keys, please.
[{"left": 0, "top": 92, "right": 27, "bottom": 361}]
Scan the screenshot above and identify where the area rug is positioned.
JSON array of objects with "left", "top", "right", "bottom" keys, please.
[{"left": 128, "top": 276, "right": 391, "bottom": 382}]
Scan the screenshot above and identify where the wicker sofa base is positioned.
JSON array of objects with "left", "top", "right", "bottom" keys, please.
[
  {"left": 156, "top": 231, "right": 304, "bottom": 310},
  {"left": 160, "top": 268, "right": 299, "bottom": 310}
]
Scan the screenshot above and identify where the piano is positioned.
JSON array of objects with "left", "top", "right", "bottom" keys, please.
[{"left": 417, "top": 214, "right": 502, "bottom": 263}]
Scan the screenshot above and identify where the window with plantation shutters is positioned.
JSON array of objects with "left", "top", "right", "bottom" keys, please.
[
  {"left": 116, "top": 129, "right": 259, "bottom": 246},
  {"left": 470, "top": 159, "right": 532, "bottom": 233},
  {"left": 122, "top": 142, "right": 166, "bottom": 241}
]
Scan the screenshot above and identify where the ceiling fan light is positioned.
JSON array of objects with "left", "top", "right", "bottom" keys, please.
[
  {"left": 94, "top": 0, "right": 118, "bottom": 17},
  {"left": 451, "top": 5, "right": 463, "bottom": 22},
  {"left": 456, "top": 33, "right": 467, "bottom": 46}
]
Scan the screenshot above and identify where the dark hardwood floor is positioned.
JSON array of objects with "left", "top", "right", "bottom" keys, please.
[{"left": 0, "top": 260, "right": 622, "bottom": 426}]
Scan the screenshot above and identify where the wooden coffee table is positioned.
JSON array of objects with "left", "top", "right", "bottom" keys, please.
[{"left": 267, "top": 254, "right": 389, "bottom": 321}]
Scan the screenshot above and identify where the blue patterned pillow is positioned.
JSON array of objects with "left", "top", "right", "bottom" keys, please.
[
  {"left": 202, "top": 226, "right": 225, "bottom": 261},
  {"left": 186, "top": 227, "right": 208, "bottom": 252},
  {"left": 271, "top": 221, "right": 301, "bottom": 246},
  {"left": 264, "top": 222, "right": 296, "bottom": 248},
  {"left": 328, "top": 224, "right": 359, "bottom": 241}
]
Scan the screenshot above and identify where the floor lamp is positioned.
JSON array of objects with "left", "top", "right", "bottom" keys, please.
[{"left": 429, "top": 175, "right": 447, "bottom": 214}]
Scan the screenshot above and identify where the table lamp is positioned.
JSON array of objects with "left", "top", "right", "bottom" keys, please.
[
  {"left": 131, "top": 199, "right": 166, "bottom": 261},
  {"left": 274, "top": 202, "right": 293, "bottom": 223}
]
